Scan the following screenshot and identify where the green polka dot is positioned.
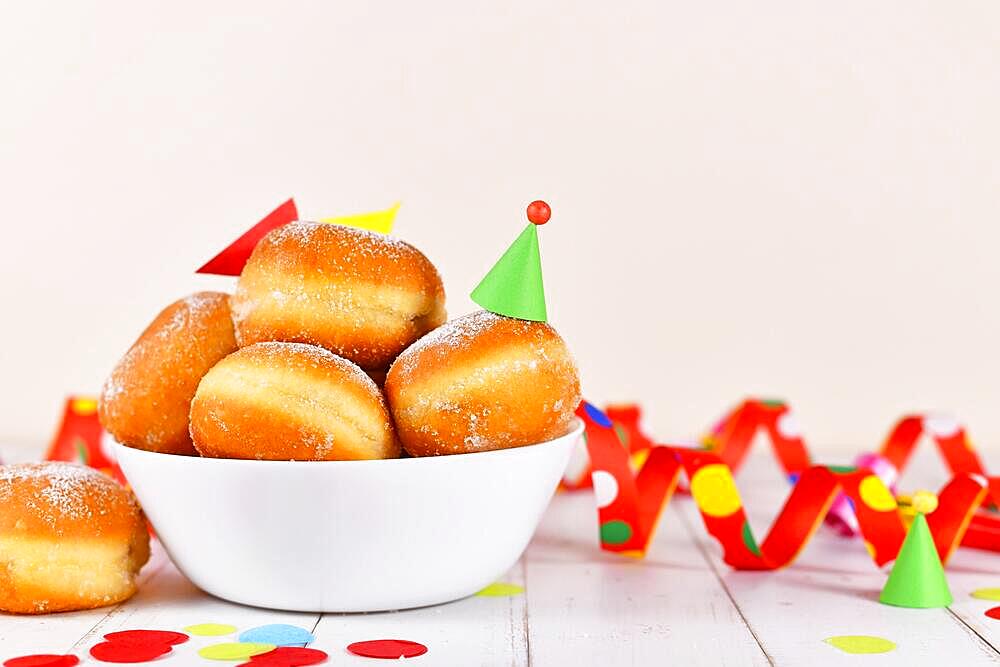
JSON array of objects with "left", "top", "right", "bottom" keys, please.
[
  {"left": 613, "top": 424, "right": 629, "bottom": 448},
  {"left": 826, "top": 465, "right": 857, "bottom": 474},
  {"left": 600, "top": 520, "right": 633, "bottom": 545},
  {"left": 760, "top": 399, "right": 786, "bottom": 408},
  {"left": 742, "top": 521, "right": 761, "bottom": 557}
]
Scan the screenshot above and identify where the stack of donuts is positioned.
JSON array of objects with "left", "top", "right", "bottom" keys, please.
[
  {"left": 0, "top": 212, "right": 581, "bottom": 616},
  {"left": 99, "top": 220, "right": 582, "bottom": 461}
]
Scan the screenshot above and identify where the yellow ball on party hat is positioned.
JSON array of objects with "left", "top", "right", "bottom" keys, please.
[{"left": 879, "top": 490, "right": 953, "bottom": 608}]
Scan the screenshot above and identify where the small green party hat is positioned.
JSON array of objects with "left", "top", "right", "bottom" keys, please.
[
  {"left": 470, "top": 200, "right": 550, "bottom": 322},
  {"left": 879, "top": 512, "right": 952, "bottom": 608}
]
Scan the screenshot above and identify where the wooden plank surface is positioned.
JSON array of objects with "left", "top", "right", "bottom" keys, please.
[
  {"left": 4, "top": 439, "right": 1000, "bottom": 665},
  {"left": 524, "top": 493, "right": 770, "bottom": 666}
]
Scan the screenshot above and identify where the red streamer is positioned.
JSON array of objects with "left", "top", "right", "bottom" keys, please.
[{"left": 578, "top": 400, "right": 997, "bottom": 567}]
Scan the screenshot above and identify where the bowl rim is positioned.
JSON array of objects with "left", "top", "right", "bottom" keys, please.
[{"left": 112, "top": 418, "right": 583, "bottom": 469}]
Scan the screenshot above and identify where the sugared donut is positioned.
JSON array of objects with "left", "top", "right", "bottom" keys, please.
[
  {"left": 231, "top": 222, "right": 446, "bottom": 372},
  {"left": 99, "top": 292, "right": 237, "bottom": 456},
  {"left": 190, "top": 342, "right": 400, "bottom": 460},
  {"left": 0, "top": 463, "right": 150, "bottom": 614},
  {"left": 385, "top": 310, "right": 581, "bottom": 456}
]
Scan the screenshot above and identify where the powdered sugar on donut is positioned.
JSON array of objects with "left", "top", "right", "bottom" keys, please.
[
  {"left": 262, "top": 221, "right": 416, "bottom": 268},
  {"left": 385, "top": 311, "right": 581, "bottom": 456},
  {"left": 391, "top": 310, "right": 534, "bottom": 377},
  {"left": 0, "top": 463, "right": 130, "bottom": 532},
  {"left": 248, "top": 341, "right": 380, "bottom": 393}
]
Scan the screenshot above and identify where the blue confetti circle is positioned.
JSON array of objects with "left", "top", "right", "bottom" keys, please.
[{"left": 237, "top": 624, "right": 315, "bottom": 647}]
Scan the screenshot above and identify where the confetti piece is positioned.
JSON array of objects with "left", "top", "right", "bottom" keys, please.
[
  {"left": 971, "top": 588, "right": 1000, "bottom": 601},
  {"left": 985, "top": 606, "right": 1000, "bottom": 620},
  {"left": 824, "top": 636, "right": 896, "bottom": 655},
  {"left": 103, "top": 630, "right": 189, "bottom": 647},
  {"left": 476, "top": 582, "right": 525, "bottom": 597},
  {"left": 238, "top": 625, "right": 315, "bottom": 647},
  {"left": 4, "top": 656, "right": 79, "bottom": 667},
  {"left": 241, "top": 647, "right": 328, "bottom": 666},
  {"left": 185, "top": 623, "right": 239, "bottom": 636},
  {"left": 347, "top": 640, "right": 428, "bottom": 659},
  {"left": 89, "top": 641, "right": 172, "bottom": 663},
  {"left": 199, "top": 643, "right": 277, "bottom": 661}
]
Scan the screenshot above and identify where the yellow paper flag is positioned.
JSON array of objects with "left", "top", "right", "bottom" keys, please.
[{"left": 320, "top": 202, "right": 400, "bottom": 235}]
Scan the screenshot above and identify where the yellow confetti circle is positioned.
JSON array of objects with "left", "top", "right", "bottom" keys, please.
[
  {"left": 858, "top": 475, "right": 897, "bottom": 512},
  {"left": 825, "top": 635, "right": 896, "bottom": 654},
  {"left": 690, "top": 464, "right": 742, "bottom": 518},
  {"left": 184, "top": 623, "right": 237, "bottom": 636},
  {"left": 477, "top": 582, "right": 525, "bottom": 597},
  {"left": 971, "top": 588, "right": 1000, "bottom": 601},
  {"left": 198, "top": 642, "right": 275, "bottom": 661},
  {"left": 863, "top": 540, "right": 877, "bottom": 559}
]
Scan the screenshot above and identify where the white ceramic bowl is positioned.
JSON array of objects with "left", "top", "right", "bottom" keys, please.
[{"left": 113, "top": 420, "right": 581, "bottom": 612}]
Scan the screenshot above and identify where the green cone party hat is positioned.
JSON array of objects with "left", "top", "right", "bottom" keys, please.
[
  {"left": 879, "top": 492, "right": 953, "bottom": 608},
  {"left": 470, "top": 200, "right": 550, "bottom": 322}
]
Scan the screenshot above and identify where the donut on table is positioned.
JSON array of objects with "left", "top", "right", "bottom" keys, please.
[
  {"left": 99, "top": 291, "right": 237, "bottom": 456},
  {"left": 231, "top": 222, "right": 446, "bottom": 373},
  {"left": 190, "top": 341, "right": 400, "bottom": 460},
  {"left": 0, "top": 463, "right": 150, "bottom": 614},
  {"left": 385, "top": 310, "right": 581, "bottom": 456}
]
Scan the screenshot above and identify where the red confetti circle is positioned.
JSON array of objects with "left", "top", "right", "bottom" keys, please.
[
  {"left": 89, "top": 641, "right": 172, "bottom": 664},
  {"left": 526, "top": 200, "right": 551, "bottom": 225},
  {"left": 103, "top": 630, "right": 189, "bottom": 647},
  {"left": 4, "top": 656, "right": 79, "bottom": 667},
  {"left": 347, "top": 639, "right": 428, "bottom": 659},
  {"left": 241, "top": 647, "right": 329, "bottom": 666},
  {"left": 986, "top": 606, "right": 1000, "bottom": 620}
]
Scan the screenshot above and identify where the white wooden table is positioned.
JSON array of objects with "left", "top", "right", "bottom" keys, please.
[{"left": 4, "top": 439, "right": 1000, "bottom": 666}]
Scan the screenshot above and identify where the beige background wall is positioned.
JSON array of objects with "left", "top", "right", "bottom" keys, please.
[{"left": 2, "top": 1, "right": 999, "bottom": 451}]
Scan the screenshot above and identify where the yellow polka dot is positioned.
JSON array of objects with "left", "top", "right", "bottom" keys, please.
[
  {"left": 864, "top": 541, "right": 877, "bottom": 559},
  {"left": 71, "top": 398, "right": 98, "bottom": 415},
  {"left": 184, "top": 623, "right": 237, "bottom": 636},
  {"left": 858, "top": 475, "right": 897, "bottom": 512},
  {"left": 690, "top": 464, "right": 742, "bottom": 518},
  {"left": 630, "top": 449, "right": 650, "bottom": 470},
  {"left": 825, "top": 635, "right": 896, "bottom": 654}
]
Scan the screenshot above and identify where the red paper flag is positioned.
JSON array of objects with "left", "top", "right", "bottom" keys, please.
[
  {"left": 197, "top": 198, "right": 298, "bottom": 276},
  {"left": 44, "top": 396, "right": 125, "bottom": 484}
]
